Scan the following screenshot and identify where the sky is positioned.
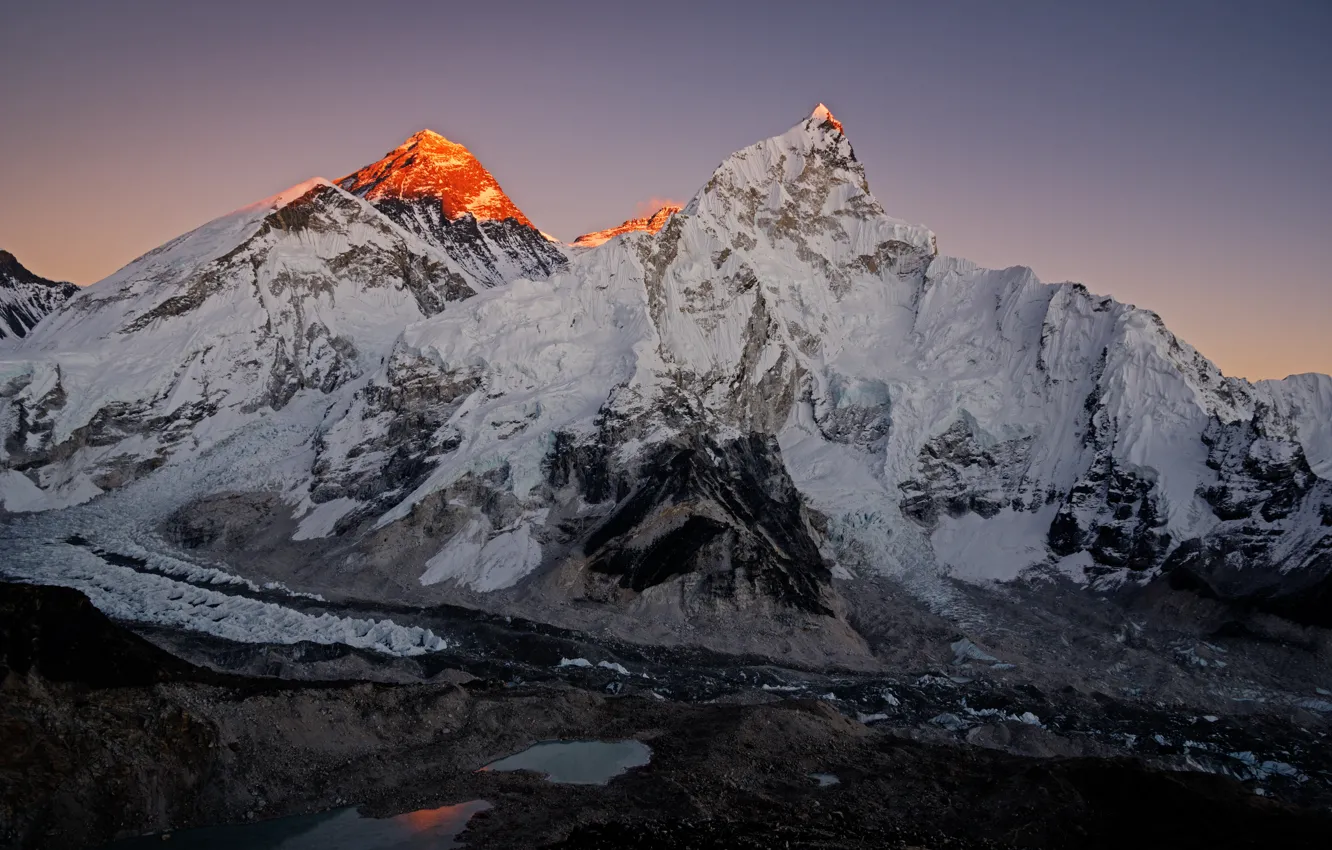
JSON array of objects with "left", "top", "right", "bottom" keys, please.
[{"left": 1, "top": 0, "right": 1329, "bottom": 380}]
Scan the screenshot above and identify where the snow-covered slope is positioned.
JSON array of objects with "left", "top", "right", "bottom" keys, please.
[
  {"left": 1, "top": 178, "right": 486, "bottom": 510},
  {"left": 3, "top": 106, "right": 1330, "bottom": 655},
  {"left": 307, "top": 105, "right": 1330, "bottom": 622},
  {"left": 0, "top": 251, "right": 78, "bottom": 342}
]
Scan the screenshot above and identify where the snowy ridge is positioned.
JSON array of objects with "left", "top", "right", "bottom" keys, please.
[{"left": 571, "top": 204, "right": 683, "bottom": 248}]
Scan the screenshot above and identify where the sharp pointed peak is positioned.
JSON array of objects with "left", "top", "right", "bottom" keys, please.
[
  {"left": 809, "top": 103, "right": 843, "bottom": 134},
  {"left": 400, "top": 128, "right": 465, "bottom": 149},
  {"left": 339, "top": 130, "right": 533, "bottom": 227}
]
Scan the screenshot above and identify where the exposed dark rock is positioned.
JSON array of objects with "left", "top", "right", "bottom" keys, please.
[
  {"left": 370, "top": 198, "right": 566, "bottom": 288},
  {"left": 569, "top": 432, "right": 834, "bottom": 615},
  {"left": 1048, "top": 456, "right": 1171, "bottom": 570},
  {"left": 0, "top": 250, "right": 78, "bottom": 340},
  {"left": 901, "top": 416, "right": 1034, "bottom": 528},
  {"left": 309, "top": 350, "right": 483, "bottom": 508},
  {"left": 1155, "top": 409, "right": 1332, "bottom": 624}
]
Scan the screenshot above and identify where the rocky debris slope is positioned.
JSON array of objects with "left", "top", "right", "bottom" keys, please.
[
  {"left": 3, "top": 582, "right": 1330, "bottom": 850},
  {"left": 0, "top": 251, "right": 77, "bottom": 342}
]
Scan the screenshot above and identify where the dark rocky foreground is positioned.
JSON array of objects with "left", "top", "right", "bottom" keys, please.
[{"left": 2, "top": 582, "right": 1330, "bottom": 850}]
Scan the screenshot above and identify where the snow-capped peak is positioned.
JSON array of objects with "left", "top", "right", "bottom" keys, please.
[
  {"left": 810, "top": 102, "right": 843, "bottom": 133},
  {"left": 682, "top": 105, "right": 934, "bottom": 261},
  {"left": 237, "top": 177, "right": 336, "bottom": 215},
  {"left": 570, "top": 204, "right": 683, "bottom": 248},
  {"left": 0, "top": 250, "right": 78, "bottom": 342},
  {"left": 338, "top": 129, "right": 535, "bottom": 226}
]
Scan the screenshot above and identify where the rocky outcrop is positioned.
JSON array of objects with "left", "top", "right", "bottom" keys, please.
[
  {"left": 900, "top": 416, "right": 1034, "bottom": 527},
  {"left": 1158, "top": 406, "right": 1332, "bottom": 624},
  {"left": 370, "top": 198, "right": 566, "bottom": 288},
  {"left": 552, "top": 431, "right": 834, "bottom": 615},
  {"left": 0, "top": 251, "right": 77, "bottom": 341},
  {"left": 310, "top": 348, "right": 483, "bottom": 511}
]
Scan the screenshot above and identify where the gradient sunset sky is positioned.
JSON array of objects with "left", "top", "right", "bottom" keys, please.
[{"left": 2, "top": 0, "right": 1328, "bottom": 380}]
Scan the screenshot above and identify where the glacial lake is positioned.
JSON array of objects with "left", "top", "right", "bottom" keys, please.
[
  {"left": 481, "top": 739, "right": 652, "bottom": 785},
  {"left": 104, "top": 800, "right": 491, "bottom": 849}
]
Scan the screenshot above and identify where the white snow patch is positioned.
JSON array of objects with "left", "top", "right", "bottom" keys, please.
[
  {"left": 421, "top": 520, "right": 543, "bottom": 592},
  {"left": 293, "top": 497, "right": 361, "bottom": 541},
  {"left": 0, "top": 470, "right": 101, "bottom": 512},
  {"left": 933, "top": 508, "right": 1058, "bottom": 582}
]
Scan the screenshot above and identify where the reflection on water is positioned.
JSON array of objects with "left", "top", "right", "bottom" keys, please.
[
  {"left": 104, "top": 800, "right": 491, "bottom": 849},
  {"left": 808, "top": 773, "right": 840, "bottom": 787},
  {"left": 481, "top": 739, "right": 652, "bottom": 785}
]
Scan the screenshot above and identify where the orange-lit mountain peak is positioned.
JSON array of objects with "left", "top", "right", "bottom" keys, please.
[
  {"left": 571, "top": 203, "right": 683, "bottom": 248},
  {"left": 339, "top": 130, "right": 534, "bottom": 227},
  {"left": 810, "top": 103, "right": 843, "bottom": 134}
]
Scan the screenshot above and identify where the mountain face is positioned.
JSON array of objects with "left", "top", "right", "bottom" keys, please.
[
  {"left": 0, "top": 251, "right": 78, "bottom": 342},
  {"left": 339, "top": 130, "right": 565, "bottom": 288},
  {"left": 0, "top": 173, "right": 529, "bottom": 512},
  {"left": 571, "top": 204, "right": 683, "bottom": 248},
  {"left": 2, "top": 106, "right": 1331, "bottom": 660}
]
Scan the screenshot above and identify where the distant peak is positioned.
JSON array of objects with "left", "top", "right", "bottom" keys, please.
[
  {"left": 810, "top": 103, "right": 843, "bottom": 134},
  {"left": 338, "top": 130, "right": 534, "bottom": 227},
  {"left": 572, "top": 204, "right": 683, "bottom": 248},
  {"left": 0, "top": 248, "right": 74, "bottom": 292}
]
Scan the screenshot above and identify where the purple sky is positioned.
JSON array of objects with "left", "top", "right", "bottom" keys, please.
[{"left": 2, "top": 0, "right": 1329, "bottom": 379}]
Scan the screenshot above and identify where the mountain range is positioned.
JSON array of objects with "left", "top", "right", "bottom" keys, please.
[{"left": 2, "top": 103, "right": 1330, "bottom": 662}]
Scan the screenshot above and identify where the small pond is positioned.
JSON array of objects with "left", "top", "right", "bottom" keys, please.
[
  {"left": 481, "top": 739, "right": 652, "bottom": 785},
  {"left": 808, "top": 773, "right": 840, "bottom": 787},
  {"left": 104, "top": 800, "right": 491, "bottom": 849}
]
